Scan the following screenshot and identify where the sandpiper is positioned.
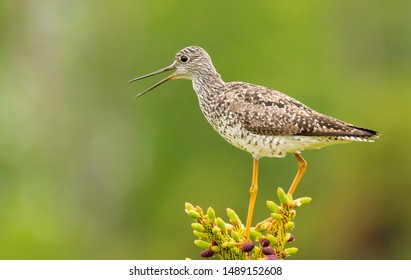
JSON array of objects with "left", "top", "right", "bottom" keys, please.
[{"left": 129, "top": 46, "right": 379, "bottom": 240}]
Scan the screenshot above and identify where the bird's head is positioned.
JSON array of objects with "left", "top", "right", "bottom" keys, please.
[{"left": 129, "top": 46, "right": 217, "bottom": 98}]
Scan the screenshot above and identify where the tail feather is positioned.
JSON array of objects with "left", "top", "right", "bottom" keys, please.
[
  {"left": 297, "top": 125, "right": 380, "bottom": 139},
  {"left": 348, "top": 125, "right": 380, "bottom": 139}
]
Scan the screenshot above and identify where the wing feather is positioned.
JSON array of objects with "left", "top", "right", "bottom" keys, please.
[{"left": 220, "top": 82, "right": 378, "bottom": 138}]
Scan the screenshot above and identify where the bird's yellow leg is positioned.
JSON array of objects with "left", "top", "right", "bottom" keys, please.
[
  {"left": 245, "top": 158, "right": 259, "bottom": 241},
  {"left": 287, "top": 153, "right": 307, "bottom": 196}
]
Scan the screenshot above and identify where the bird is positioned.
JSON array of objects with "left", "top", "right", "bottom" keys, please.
[{"left": 129, "top": 46, "right": 379, "bottom": 241}]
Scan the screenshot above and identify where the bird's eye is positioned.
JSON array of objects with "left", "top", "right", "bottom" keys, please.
[{"left": 180, "top": 55, "right": 189, "bottom": 63}]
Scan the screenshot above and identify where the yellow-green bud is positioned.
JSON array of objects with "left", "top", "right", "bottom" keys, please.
[
  {"left": 207, "top": 207, "right": 216, "bottom": 223},
  {"left": 266, "top": 200, "right": 281, "bottom": 213},
  {"left": 295, "top": 197, "right": 312, "bottom": 207},
  {"left": 266, "top": 234, "right": 275, "bottom": 245},
  {"left": 231, "top": 231, "right": 240, "bottom": 242},
  {"left": 216, "top": 217, "right": 227, "bottom": 232},
  {"left": 188, "top": 210, "right": 201, "bottom": 219},
  {"left": 258, "top": 223, "right": 268, "bottom": 232},
  {"left": 284, "top": 247, "right": 298, "bottom": 256},
  {"left": 193, "top": 230, "right": 208, "bottom": 239},
  {"left": 250, "top": 229, "right": 262, "bottom": 239},
  {"left": 185, "top": 202, "right": 195, "bottom": 212},
  {"left": 285, "top": 221, "right": 295, "bottom": 230},
  {"left": 271, "top": 213, "right": 283, "bottom": 220},
  {"left": 277, "top": 188, "right": 289, "bottom": 204},
  {"left": 226, "top": 208, "right": 242, "bottom": 227},
  {"left": 194, "top": 240, "right": 211, "bottom": 249},
  {"left": 191, "top": 223, "right": 205, "bottom": 232}
]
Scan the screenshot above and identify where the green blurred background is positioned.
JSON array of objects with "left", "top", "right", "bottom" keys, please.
[{"left": 1, "top": 0, "right": 410, "bottom": 259}]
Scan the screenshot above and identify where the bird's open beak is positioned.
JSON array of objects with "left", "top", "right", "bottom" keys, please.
[{"left": 129, "top": 64, "right": 177, "bottom": 98}]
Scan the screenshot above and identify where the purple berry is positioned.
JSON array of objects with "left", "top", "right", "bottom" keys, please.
[
  {"left": 265, "top": 254, "right": 279, "bottom": 260},
  {"left": 260, "top": 238, "right": 270, "bottom": 247},
  {"left": 287, "top": 234, "right": 295, "bottom": 242},
  {"left": 262, "top": 246, "right": 275, "bottom": 255},
  {"left": 200, "top": 248, "right": 214, "bottom": 258},
  {"left": 212, "top": 240, "right": 218, "bottom": 246},
  {"left": 241, "top": 241, "right": 255, "bottom": 252}
]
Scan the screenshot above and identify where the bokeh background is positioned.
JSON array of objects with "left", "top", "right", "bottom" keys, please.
[{"left": 1, "top": 0, "right": 410, "bottom": 259}]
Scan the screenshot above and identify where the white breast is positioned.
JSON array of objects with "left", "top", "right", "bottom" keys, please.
[{"left": 215, "top": 123, "right": 359, "bottom": 159}]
